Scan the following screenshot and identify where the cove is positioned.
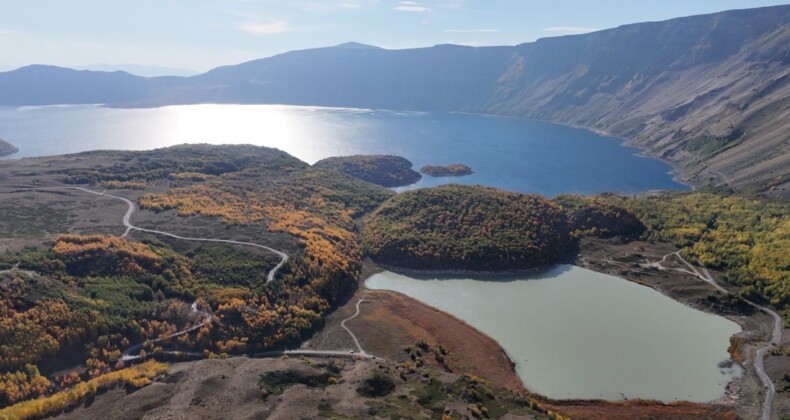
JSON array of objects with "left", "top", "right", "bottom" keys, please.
[{"left": 365, "top": 265, "right": 742, "bottom": 402}]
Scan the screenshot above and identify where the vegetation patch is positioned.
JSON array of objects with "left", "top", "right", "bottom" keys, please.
[
  {"left": 258, "top": 367, "right": 336, "bottom": 398},
  {"left": 365, "top": 367, "right": 549, "bottom": 420},
  {"left": 313, "top": 155, "right": 422, "bottom": 187},
  {"left": 555, "top": 195, "right": 646, "bottom": 239},
  {"left": 681, "top": 131, "right": 745, "bottom": 160},
  {"left": 356, "top": 372, "right": 396, "bottom": 398},
  {"left": 420, "top": 164, "right": 474, "bottom": 177},
  {"left": 0, "top": 361, "right": 167, "bottom": 420},
  {"left": 362, "top": 184, "right": 575, "bottom": 271}
]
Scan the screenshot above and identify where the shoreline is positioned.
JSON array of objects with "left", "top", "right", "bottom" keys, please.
[
  {"left": 1, "top": 103, "right": 700, "bottom": 194},
  {"left": 362, "top": 287, "right": 527, "bottom": 392},
  {"left": 371, "top": 261, "right": 565, "bottom": 278}
]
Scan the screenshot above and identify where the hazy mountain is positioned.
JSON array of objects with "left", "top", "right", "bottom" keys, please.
[
  {"left": 76, "top": 63, "right": 199, "bottom": 77},
  {"left": 0, "top": 65, "right": 184, "bottom": 105},
  {"left": 0, "top": 6, "right": 787, "bottom": 192}
]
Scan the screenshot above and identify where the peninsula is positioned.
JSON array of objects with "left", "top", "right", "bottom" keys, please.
[{"left": 0, "top": 139, "right": 18, "bottom": 156}]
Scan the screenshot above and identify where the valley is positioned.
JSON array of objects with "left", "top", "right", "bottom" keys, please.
[
  {"left": 0, "top": 145, "right": 785, "bottom": 419},
  {"left": 0, "top": 4, "right": 788, "bottom": 418}
]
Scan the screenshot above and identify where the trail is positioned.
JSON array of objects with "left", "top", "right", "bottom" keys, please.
[
  {"left": 340, "top": 295, "right": 368, "bottom": 354},
  {"left": 0, "top": 262, "right": 20, "bottom": 274},
  {"left": 120, "top": 302, "right": 212, "bottom": 362},
  {"left": 645, "top": 251, "right": 782, "bottom": 420},
  {"left": 31, "top": 186, "right": 288, "bottom": 282},
  {"left": 0, "top": 262, "right": 41, "bottom": 278}
]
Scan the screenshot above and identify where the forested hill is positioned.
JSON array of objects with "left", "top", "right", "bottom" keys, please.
[{"left": 0, "top": 6, "right": 788, "bottom": 193}]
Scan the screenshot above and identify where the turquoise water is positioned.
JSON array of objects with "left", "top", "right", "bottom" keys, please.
[
  {"left": 366, "top": 265, "right": 742, "bottom": 402},
  {"left": 0, "top": 104, "right": 689, "bottom": 196}
]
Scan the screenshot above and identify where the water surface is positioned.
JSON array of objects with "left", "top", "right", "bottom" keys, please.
[
  {"left": 366, "top": 265, "right": 742, "bottom": 402},
  {"left": 0, "top": 104, "right": 689, "bottom": 196}
]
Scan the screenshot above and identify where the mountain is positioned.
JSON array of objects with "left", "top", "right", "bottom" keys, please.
[
  {"left": 0, "top": 65, "right": 184, "bottom": 105},
  {"left": 486, "top": 6, "right": 790, "bottom": 193},
  {"left": 76, "top": 63, "right": 199, "bottom": 77},
  {"left": 0, "top": 6, "right": 787, "bottom": 193}
]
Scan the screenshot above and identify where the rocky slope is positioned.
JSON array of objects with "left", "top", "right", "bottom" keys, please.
[{"left": 485, "top": 6, "right": 790, "bottom": 194}]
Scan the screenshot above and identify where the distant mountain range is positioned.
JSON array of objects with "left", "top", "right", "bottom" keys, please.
[
  {"left": 0, "top": 6, "right": 788, "bottom": 193},
  {"left": 75, "top": 64, "right": 199, "bottom": 77}
]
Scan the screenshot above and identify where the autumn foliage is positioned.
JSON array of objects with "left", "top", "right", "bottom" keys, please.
[
  {"left": 0, "top": 361, "right": 167, "bottom": 420},
  {"left": 313, "top": 155, "right": 422, "bottom": 187},
  {"left": 594, "top": 192, "right": 790, "bottom": 320},
  {"left": 362, "top": 184, "right": 575, "bottom": 271}
]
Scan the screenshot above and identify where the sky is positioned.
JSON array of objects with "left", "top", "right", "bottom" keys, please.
[{"left": 0, "top": 0, "right": 787, "bottom": 73}]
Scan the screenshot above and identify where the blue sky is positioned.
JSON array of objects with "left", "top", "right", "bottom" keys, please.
[{"left": 0, "top": 0, "right": 786, "bottom": 73}]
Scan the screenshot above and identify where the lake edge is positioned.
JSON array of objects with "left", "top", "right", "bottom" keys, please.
[{"left": 364, "top": 264, "right": 744, "bottom": 402}]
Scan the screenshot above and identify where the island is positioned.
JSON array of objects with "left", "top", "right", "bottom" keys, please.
[
  {"left": 0, "top": 139, "right": 18, "bottom": 156},
  {"left": 313, "top": 155, "right": 421, "bottom": 187},
  {"left": 362, "top": 184, "right": 576, "bottom": 271},
  {"left": 420, "top": 163, "right": 474, "bottom": 177}
]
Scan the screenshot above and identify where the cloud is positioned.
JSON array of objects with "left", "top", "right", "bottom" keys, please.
[
  {"left": 298, "top": 1, "right": 374, "bottom": 13},
  {"left": 0, "top": 28, "right": 18, "bottom": 37},
  {"left": 543, "top": 26, "right": 600, "bottom": 34},
  {"left": 394, "top": 1, "right": 431, "bottom": 12},
  {"left": 237, "top": 20, "right": 302, "bottom": 35},
  {"left": 444, "top": 29, "right": 498, "bottom": 33}
]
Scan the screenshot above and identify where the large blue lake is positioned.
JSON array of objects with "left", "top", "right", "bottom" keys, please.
[{"left": 0, "top": 104, "right": 689, "bottom": 196}]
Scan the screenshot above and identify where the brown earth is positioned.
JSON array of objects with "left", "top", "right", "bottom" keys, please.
[
  {"left": 51, "top": 357, "right": 381, "bottom": 420},
  {"left": 540, "top": 399, "right": 737, "bottom": 420},
  {"left": 304, "top": 263, "right": 523, "bottom": 392}
]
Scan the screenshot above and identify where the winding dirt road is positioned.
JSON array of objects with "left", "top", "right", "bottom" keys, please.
[
  {"left": 644, "top": 251, "right": 782, "bottom": 420},
  {"left": 340, "top": 295, "right": 368, "bottom": 354},
  {"left": 120, "top": 302, "right": 212, "bottom": 362}
]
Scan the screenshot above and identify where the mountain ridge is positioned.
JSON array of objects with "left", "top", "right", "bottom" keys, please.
[{"left": 0, "top": 5, "right": 787, "bottom": 194}]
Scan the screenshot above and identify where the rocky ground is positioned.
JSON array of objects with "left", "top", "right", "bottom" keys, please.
[{"left": 52, "top": 356, "right": 550, "bottom": 420}]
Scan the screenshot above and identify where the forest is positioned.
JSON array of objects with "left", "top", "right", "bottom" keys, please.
[
  {"left": 313, "top": 155, "right": 422, "bottom": 187},
  {"left": 590, "top": 192, "right": 789, "bottom": 321},
  {"left": 362, "top": 184, "right": 576, "bottom": 271}
]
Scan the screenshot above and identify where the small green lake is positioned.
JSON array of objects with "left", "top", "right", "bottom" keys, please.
[{"left": 365, "top": 265, "right": 742, "bottom": 402}]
